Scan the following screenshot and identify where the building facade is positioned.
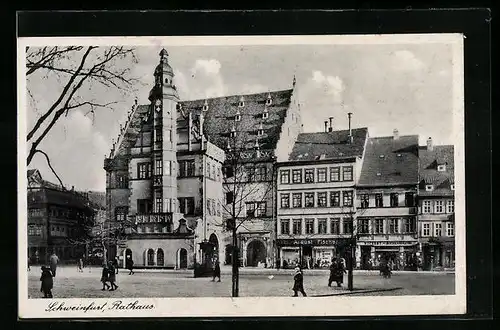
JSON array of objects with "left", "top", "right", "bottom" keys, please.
[
  {"left": 417, "top": 138, "right": 455, "bottom": 270},
  {"left": 276, "top": 123, "right": 369, "bottom": 269},
  {"left": 104, "top": 48, "right": 302, "bottom": 269},
  {"left": 356, "top": 130, "right": 419, "bottom": 270},
  {"left": 27, "top": 169, "right": 97, "bottom": 264}
]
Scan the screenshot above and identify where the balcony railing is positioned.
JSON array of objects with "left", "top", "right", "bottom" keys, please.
[{"left": 135, "top": 213, "right": 172, "bottom": 224}]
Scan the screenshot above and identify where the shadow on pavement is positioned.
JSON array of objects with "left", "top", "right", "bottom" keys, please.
[{"left": 312, "top": 287, "right": 403, "bottom": 297}]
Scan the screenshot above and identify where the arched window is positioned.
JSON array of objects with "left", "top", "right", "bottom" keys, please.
[
  {"left": 157, "top": 248, "right": 164, "bottom": 266},
  {"left": 147, "top": 248, "right": 155, "bottom": 266}
]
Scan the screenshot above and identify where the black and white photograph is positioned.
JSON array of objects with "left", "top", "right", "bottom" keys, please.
[{"left": 18, "top": 34, "right": 466, "bottom": 318}]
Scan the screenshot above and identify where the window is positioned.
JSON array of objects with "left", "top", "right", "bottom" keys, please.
[
  {"left": 330, "top": 191, "right": 340, "bottom": 207},
  {"left": 305, "top": 219, "right": 315, "bottom": 234},
  {"left": 447, "top": 200, "right": 454, "bottom": 213},
  {"left": 437, "top": 164, "right": 446, "bottom": 172},
  {"left": 138, "top": 162, "right": 151, "bottom": 179},
  {"left": 330, "top": 167, "right": 340, "bottom": 181},
  {"left": 155, "top": 159, "right": 163, "bottom": 175},
  {"left": 262, "top": 111, "right": 269, "bottom": 119},
  {"left": 116, "top": 174, "right": 128, "bottom": 188},
  {"left": 115, "top": 207, "right": 128, "bottom": 221},
  {"left": 342, "top": 166, "right": 353, "bottom": 181},
  {"left": 137, "top": 199, "right": 151, "bottom": 214},
  {"left": 423, "top": 200, "right": 432, "bottom": 213},
  {"left": 446, "top": 223, "right": 454, "bottom": 236},
  {"left": 374, "top": 219, "right": 384, "bottom": 234},
  {"left": 207, "top": 199, "right": 212, "bottom": 215},
  {"left": 245, "top": 202, "right": 266, "bottom": 217},
  {"left": 223, "top": 165, "right": 234, "bottom": 179},
  {"left": 390, "top": 193, "right": 399, "bottom": 207},
  {"left": 292, "top": 193, "right": 302, "bottom": 208},
  {"left": 318, "top": 219, "right": 327, "bottom": 234},
  {"left": 305, "top": 169, "right": 315, "bottom": 183},
  {"left": 317, "top": 168, "right": 327, "bottom": 182},
  {"left": 330, "top": 218, "right": 340, "bottom": 234},
  {"left": 434, "top": 223, "right": 442, "bottom": 236},
  {"left": 425, "top": 184, "right": 434, "bottom": 191},
  {"left": 405, "top": 192, "right": 415, "bottom": 206},
  {"left": 255, "top": 166, "right": 267, "bottom": 181},
  {"left": 422, "top": 223, "right": 431, "bottom": 237},
  {"left": 404, "top": 218, "right": 415, "bottom": 233},
  {"left": 280, "top": 194, "right": 290, "bottom": 208},
  {"left": 216, "top": 201, "right": 221, "bottom": 217},
  {"left": 317, "top": 192, "right": 327, "bottom": 207},
  {"left": 212, "top": 164, "right": 216, "bottom": 180},
  {"left": 343, "top": 191, "right": 353, "bottom": 207},
  {"left": 164, "top": 160, "right": 171, "bottom": 176},
  {"left": 292, "top": 219, "right": 302, "bottom": 235},
  {"left": 435, "top": 200, "right": 444, "bottom": 213},
  {"left": 343, "top": 218, "right": 353, "bottom": 234},
  {"left": 257, "top": 202, "right": 267, "bottom": 217},
  {"left": 225, "top": 192, "right": 234, "bottom": 204},
  {"left": 155, "top": 197, "right": 163, "bottom": 213},
  {"left": 235, "top": 114, "right": 241, "bottom": 122},
  {"left": 375, "top": 193, "right": 383, "bottom": 207},
  {"left": 179, "top": 160, "right": 195, "bottom": 177},
  {"left": 179, "top": 197, "right": 195, "bottom": 215},
  {"left": 207, "top": 163, "right": 212, "bottom": 179},
  {"left": 28, "top": 226, "right": 41, "bottom": 236},
  {"left": 155, "top": 128, "right": 163, "bottom": 142},
  {"left": 358, "top": 219, "right": 369, "bottom": 234},
  {"left": 360, "top": 194, "right": 369, "bottom": 208},
  {"left": 280, "top": 170, "right": 290, "bottom": 184},
  {"left": 292, "top": 169, "right": 302, "bottom": 183},
  {"left": 305, "top": 193, "right": 315, "bottom": 207},
  {"left": 388, "top": 218, "right": 399, "bottom": 234},
  {"left": 450, "top": 184, "right": 455, "bottom": 191},
  {"left": 281, "top": 219, "right": 290, "bottom": 235}
]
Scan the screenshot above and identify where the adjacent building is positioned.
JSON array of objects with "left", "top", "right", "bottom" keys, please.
[
  {"left": 276, "top": 118, "right": 369, "bottom": 269},
  {"left": 356, "top": 130, "right": 419, "bottom": 270},
  {"left": 104, "top": 48, "right": 302, "bottom": 269},
  {"left": 417, "top": 138, "right": 455, "bottom": 270},
  {"left": 27, "top": 169, "right": 98, "bottom": 264}
]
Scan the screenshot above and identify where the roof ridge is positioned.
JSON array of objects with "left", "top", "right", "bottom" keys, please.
[{"left": 179, "top": 88, "right": 293, "bottom": 103}]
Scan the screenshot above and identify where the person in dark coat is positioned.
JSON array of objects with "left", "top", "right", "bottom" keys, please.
[
  {"left": 40, "top": 266, "right": 53, "bottom": 298},
  {"left": 292, "top": 267, "right": 307, "bottom": 297},
  {"left": 100, "top": 264, "right": 110, "bottom": 291},
  {"left": 49, "top": 252, "right": 59, "bottom": 277},
  {"left": 77, "top": 257, "right": 84, "bottom": 272},
  {"left": 126, "top": 255, "right": 134, "bottom": 275},
  {"left": 328, "top": 258, "right": 338, "bottom": 287},
  {"left": 212, "top": 261, "right": 221, "bottom": 282},
  {"left": 107, "top": 261, "right": 118, "bottom": 291},
  {"left": 334, "top": 258, "right": 346, "bottom": 287},
  {"left": 112, "top": 257, "right": 119, "bottom": 274}
]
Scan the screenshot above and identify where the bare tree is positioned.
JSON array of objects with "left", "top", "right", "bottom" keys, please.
[
  {"left": 25, "top": 46, "right": 139, "bottom": 187},
  {"left": 212, "top": 115, "right": 276, "bottom": 297}
]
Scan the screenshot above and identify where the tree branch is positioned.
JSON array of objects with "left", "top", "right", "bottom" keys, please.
[{"left": 31, "top": 149, "right": 66, "bottom": 190}]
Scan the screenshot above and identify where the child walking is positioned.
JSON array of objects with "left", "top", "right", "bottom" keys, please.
[
  {"left": 101, "top": 264, "right": 110, "bottom": 291},
  {"left": 40, "top": 266, "right": 53, "bottom": 298}
]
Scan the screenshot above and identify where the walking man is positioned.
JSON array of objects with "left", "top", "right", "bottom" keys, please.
[
  {"left": 49, "top": 252, "right": 59, "bottom": 278},
  {"left": 212, "top": 261, "right": 221, "bottom": 282},
  {"left": 40, "top": 266, "right": 53, "bottom": 298},
  {"left": 292, "top": 267, "right": 307, "bottom": 297},
  {"left": 112, "top": 257, "right": 119, "bottom": 275},
  {"left": 126, "top": 255, "right": 134, "bottom": 275},
  {"left": 107, "top": 261, "right": 119, "bottom": 291}
]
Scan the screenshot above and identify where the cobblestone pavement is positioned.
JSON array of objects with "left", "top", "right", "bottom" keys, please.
[{"left": 27, "top": 266, "right": 455, "bottom": 299}]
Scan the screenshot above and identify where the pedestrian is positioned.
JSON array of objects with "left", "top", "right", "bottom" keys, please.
[
  {"left": 107, "top": 261, "right": 118, "bottom": 291},
  {"left": 40, "top": 266, "right": 53, "bottom": 298},
  {"left": 335, "top": 258, "right": 346, "bottom": 287},
  {"left": 77, "top": 257, "right": 84, "bottom": 272},
  {"left": 328, "top": 258, "right": 338, "bottom": 287},
  {"left": 28, "top": 253, "right": 31, "bottom": 272},
  {"left": 212, "top": 261, "right": 221, "bottom": 282},
  {"left": 100, "top": 264, "right": 110, "bottom": 291},
  {"left": 292, "top": 266, "right": 307, "bottom": 297},
  {"left": 112, "top": 257, "right": 119, "bottom": 275},
  {"left": 49, "top": 252, "right": 59, "bottom": 278},
  {"left": 126, "top": 255, "right": 134, "bottom": 275}
]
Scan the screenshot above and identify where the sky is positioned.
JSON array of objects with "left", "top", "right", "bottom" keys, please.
[{"left": 25, "top": 41, "right": 457, "bottom": 192}]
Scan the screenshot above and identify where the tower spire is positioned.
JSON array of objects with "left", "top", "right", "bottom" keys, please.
[{"left": 159, "top": 48, "right": 169, "bottom": 62}]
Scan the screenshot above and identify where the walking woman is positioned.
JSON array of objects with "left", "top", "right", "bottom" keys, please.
[
  {"left": 107, "top": 261, "right": 119, "bottom": 291},
  {"left": 126, "top": 255, "right": 135, "bottom": 275},
  {"left": 292, "top": 267, "right": 307, "bottom": 297}
]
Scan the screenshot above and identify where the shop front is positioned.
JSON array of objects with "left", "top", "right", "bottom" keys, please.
[
  {"left": 277, "top": 238, "right": 349, "bottom": 269},
  {"left": 357, "top": 240, "right": 418, "bottom": 270},
  {"left": 421, "top": 237, "right": 455, "bottom": 270}
]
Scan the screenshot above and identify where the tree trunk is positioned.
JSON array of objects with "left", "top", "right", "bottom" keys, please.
[{"left": 231, "top": 224, "right": 239, "bottom": 297}]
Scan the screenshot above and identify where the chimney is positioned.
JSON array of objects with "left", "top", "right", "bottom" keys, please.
[
  {"left": 426, "top": 137, "right": 433, "bottom": 151},
  {"left": 324, "top": 121, "right": 328, "bottom": 132},
  {"left": 328, "top": 117, "right": 333, "bottom": 132},
  {"left": 347, "top": 112, "right": 353, "bottom": 143},
  {"left": 393, "top": 128, "right": 399, "bottom": 140}
]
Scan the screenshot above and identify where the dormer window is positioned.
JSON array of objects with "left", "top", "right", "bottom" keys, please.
[
  {"left": 202, "top": 100, "right": 209, "bottom": 111},
  {"left": 254, "top": 139, "right": 260, "bottom": 150},
  {"left": 450, "top": 184, "right": 455, "bottom": 191},
  {"left": 238, "top": 96, "right": 245, "bottom": 108},
  {"left": 257, "top": 123, "right": 264, "bottom": 136},
  {"left": 425, "top": 184, "right": 434, "bottom": 192},
  {"left": 235, "top": 110, "right": 241, "bottom": 122},
  {"left": 262, "top": 107, "right": 269, "bottom": 119},
  {"left": 266, "top": 93, "right": 272, "bottom": 106},
  {"left": 230, "top": 126, "right": 236, "bottom": 138},
  {"left": 437, "top": 164, "right": 446, "bottom": 172}
]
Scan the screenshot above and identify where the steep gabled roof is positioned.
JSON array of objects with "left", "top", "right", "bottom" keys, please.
[
  {"left": 419, "top": 145, "right": 454, "bottom": 196},
  {"left": 288, "top": 128, "right": 368, "bottom": 162},
  {"left": 358, "top": 135, "right": 419, "bottom": 187},
  {"left": 178, "top": 89, "right": 294, "bottom": 151},
  {"left": 114, "top": 104, "right": 151, "bottom": 156}
]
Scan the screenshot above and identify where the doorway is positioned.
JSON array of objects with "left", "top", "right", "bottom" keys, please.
[
  {"left": 177, "top": 248, "right": 188, "bottom": 269},
  {"left": 246, "top": 240, "right": 266, "bottom": 267},
  {"left": 361, "top": 246, "right": 372, "bottom": 270}
]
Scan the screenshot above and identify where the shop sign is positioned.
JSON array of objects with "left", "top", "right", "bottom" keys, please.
[
  {"left": 358, "top": 241, "right": 417, "bottom": 246},
  {"left": 276, "top": 238, "right": 348, "bottom": 246}
]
